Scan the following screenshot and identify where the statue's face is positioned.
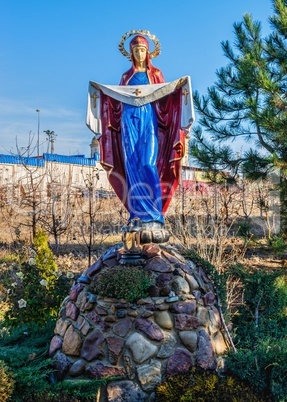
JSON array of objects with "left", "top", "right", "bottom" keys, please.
[{"left": 132, "top": 45, "right": 147, "bottom": 65}]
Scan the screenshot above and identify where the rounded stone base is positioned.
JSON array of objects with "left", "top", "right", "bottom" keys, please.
[{"left": 49, "top": 243, "right": 229, "bottom": 402}]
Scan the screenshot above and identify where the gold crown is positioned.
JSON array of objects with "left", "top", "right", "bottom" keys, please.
[{"left": 118, "top": 30, "right": 161, "bottom": 60}]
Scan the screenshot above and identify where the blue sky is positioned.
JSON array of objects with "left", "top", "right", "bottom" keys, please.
[{"left": 0, "top": 0, "right": 273, "bottom": 157}]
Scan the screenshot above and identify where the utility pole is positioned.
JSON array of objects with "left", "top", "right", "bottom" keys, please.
[
  {"left": 36, "top": 109, "right": 40, "bottom": 156},
  {"left": 44, "top": 130, "right": 57, "bottom": 154},
  {"left": 50, "top": 131, "right": 55, "bottom": 154}
]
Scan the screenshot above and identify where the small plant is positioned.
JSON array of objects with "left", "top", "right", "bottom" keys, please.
[
  {"left": 96, "top": 265, "right": 153, "bottom": 302},
  {"left": 0, "top": 360, "right": 15, "bottom": 402},
  {"left": 226, "top": 264, "right": 287, "bottom": 401},
  {"left": 237, "top": 218, "right": 252, "bottom": 238},
  {"left": 33, "top": 228, "right": 58, "bottom": 284},
  {"left": 230, "top": 265, "right": 287, "bottom": 336},
  {"left": 155, "top": 368, "right": 266, "bottom": 402},
  {"left": 0, "top": 322, "right": 103, "bottom": 402},
  {"left": 4, "top": 230, "right": 74, "bottom": 326},
  {"left": 226, "top": 337, "right": 287, "bottom": 401},
  {"left": 267, "top": 235, "right": 287, "bottom": 254}
]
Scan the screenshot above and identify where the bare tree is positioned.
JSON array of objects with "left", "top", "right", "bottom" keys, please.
[
  {"left": 38, "top": 162, "right": 74, "bottom": 253},
  {"left": 74, "top": 167, "right": 101, "bottom": 266}
]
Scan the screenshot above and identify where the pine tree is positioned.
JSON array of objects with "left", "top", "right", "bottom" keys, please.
[{"left": 190, "top": 0, "right": 287, "bottom": 231}]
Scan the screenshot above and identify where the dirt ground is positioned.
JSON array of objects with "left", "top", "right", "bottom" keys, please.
[{"left": 0, "top": 214, "right": 285, "bottom": 276}]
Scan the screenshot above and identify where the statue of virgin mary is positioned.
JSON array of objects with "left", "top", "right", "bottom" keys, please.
[{"left": 86, "top": 30, "right": 195, "bottom": 228}]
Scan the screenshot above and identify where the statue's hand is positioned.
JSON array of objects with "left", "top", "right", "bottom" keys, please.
[
  {"left": 176, "top": 77, "right": 187, "bottom": 89},
  {"left": 91, "top": 82, "right": 101, "bottom": 90},
  {"left": 174, "top": 143, "right": 183, "bottom": 158}
]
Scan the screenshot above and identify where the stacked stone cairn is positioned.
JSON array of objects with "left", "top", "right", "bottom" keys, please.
[{"left": 49, "top": 243, "right": 229, "bottom": 401}]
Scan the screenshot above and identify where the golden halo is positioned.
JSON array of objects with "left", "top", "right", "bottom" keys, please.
[{"left": 118, "top": 29, "right": 161, "bottom": 60}]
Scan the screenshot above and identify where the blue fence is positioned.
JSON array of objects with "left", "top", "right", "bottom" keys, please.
[
  {"left": 42, "top": 153, "right": 98, "bottom": 166},
  {"left": 0, "top": 154, "right": 45, "bottom": 167},
  {"left": 0, "top": 153, "right": 100, "bottom": 167}
]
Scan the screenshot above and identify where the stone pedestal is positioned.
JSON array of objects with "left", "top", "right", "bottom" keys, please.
[{"left": 49, "top": 243, "right": 229, "bottom": 401}]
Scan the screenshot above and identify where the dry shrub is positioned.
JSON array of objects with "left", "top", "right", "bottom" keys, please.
[{"left": 0, "top": 361, "right": 15, "bottom": 402}]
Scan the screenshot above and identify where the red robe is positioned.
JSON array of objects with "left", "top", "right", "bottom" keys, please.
[{"left": 98, "top": 64, "right": 185, "bottom": 214}]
